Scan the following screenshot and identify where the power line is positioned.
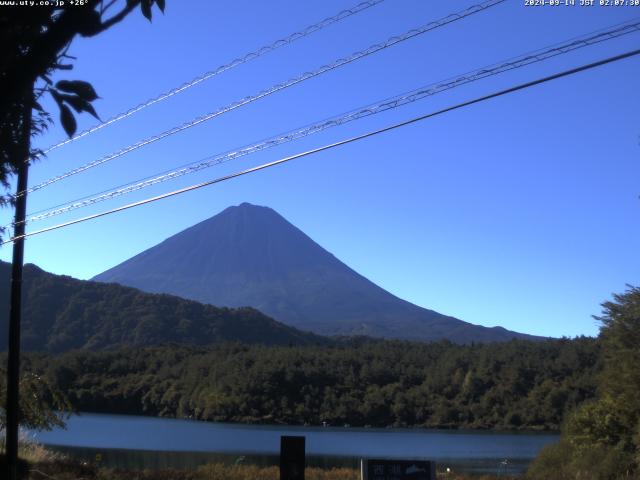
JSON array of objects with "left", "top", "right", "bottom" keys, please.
[
  {"left": 25, "top": 0, "right": 503, "bottom": 194},
  {"left": 16, "top": 18, "right": 640, "bottom": 226},
  {"left": 37, "top": 0, "right": 386, "bottom": 156},
  {"left": 19, "top": 0, "right": 505, "bottom": 198},
  {"left": 4, "top": 47, "right": 638, "bottom": 246}
]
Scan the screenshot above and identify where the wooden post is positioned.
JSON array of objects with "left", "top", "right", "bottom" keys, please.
[
  {"left": 5, "top": 89, "right": 32, "bottom": 480},
  {"left": 280, "top": 435, "right": 305, "bottom": 480}
]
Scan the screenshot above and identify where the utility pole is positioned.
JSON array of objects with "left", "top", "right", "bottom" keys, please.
[{"left": 5, "top": 89, "right": 32, "bottom": 480}]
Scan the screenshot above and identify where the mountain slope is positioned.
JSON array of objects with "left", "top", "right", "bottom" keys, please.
[
  {"left": 0, "top": 261, "right": 325, "bottom": 352},
  {"left": 94, "top": 203, "right": 540, "bottom": 343}
]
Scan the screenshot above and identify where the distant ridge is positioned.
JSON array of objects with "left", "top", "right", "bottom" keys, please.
[
  {"left": 0, "top": 260, "right": 325, "bottom": 352},
  {"left": 94, "top": 203, "right": 541, "bottom": 343}
]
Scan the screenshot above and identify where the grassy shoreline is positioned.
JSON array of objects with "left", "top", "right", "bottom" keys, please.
[
  {"left": 2, "top": 454, "right": 519, "bottom": 480},
  {"left": 1, "top": 441, "right": 520, "bottom": 479}
]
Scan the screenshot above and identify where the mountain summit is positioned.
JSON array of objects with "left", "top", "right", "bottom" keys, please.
[{"left": 94, "top": 203, "right": 539, "bottom": 343}]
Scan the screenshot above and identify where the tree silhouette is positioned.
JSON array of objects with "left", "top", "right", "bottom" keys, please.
[
  {"left": 528, "top": 286, "right": 640, "bottom": 479},
  {"left": 0, "top": 0, "right": 165, "bottom": 227},
  {"left": 1, "top": 3, "right": 166, "bottom": 477}
]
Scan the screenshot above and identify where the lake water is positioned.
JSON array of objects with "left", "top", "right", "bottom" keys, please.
[{"left": 29, "top": 413, "right": 559, "bottom": 475}]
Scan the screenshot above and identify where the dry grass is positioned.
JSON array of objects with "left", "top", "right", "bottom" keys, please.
[
  {"left": 194, "top": 464, "right": 360, "bottom": 480},
  {"left": 67, "top": 464, "right": 359, "bottom": 480},
  {"left": 12, "top": 461, "right": 519, "bottom": 480},
  {"left": 19, "top": 441, "right": 66, "bottom": 465},
  {"left": 1, "top": 443, "right": 518, "bottom": 480},
  {"left": 13, "top": 460, "right": 521, "bottom": 480}
]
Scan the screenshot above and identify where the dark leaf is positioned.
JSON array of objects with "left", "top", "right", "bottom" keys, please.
[
  {"left": 33, "top": 101, "right": 45, "bottom": 113},
  {"left": 59, "top": 94, "right": 100, "bottom": 120},
  {"left": 59, "top": 94, "right": 81, "bottom": 112},
  {"left": 156, "top": 0, "right": 165, "bottom": 13},
  {"left": 53, "top": 63, "right": 74, "bottom": 70},
  {"left": 31, "top": 148, "right": 46, "bottom": 160},
  {"left": 77, "top": 9, "right": 103, "bottom": 37},
  {"left": 60, "top": 104, "right": 77, "bottom": 138},
  {"left": 141, "top": 0, "right": 152, "bottom": 21},
  {"left": 78, "top": 101, "right": 99, "bottom": 120},
  {"left": 55, "top": 80, "right": 99, "bottom": 101},
  {"left": 50, "top": 89, "right": 64, "bottom": 107}
]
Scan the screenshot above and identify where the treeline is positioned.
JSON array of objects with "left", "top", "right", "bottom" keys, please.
[
  {"left": 527, "top": 286, "right": 640, "bottom": 479},
  {"left": 22, "top": 337, "right": 599, "bottom": 430}
]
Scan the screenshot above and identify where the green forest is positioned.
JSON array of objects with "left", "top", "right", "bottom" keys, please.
[
  {"left": 3, "top": 285, "right": 640, "bottom": 480},
  {"left": 0, "top": 261, "right": 325, "bottom": 352},
  {"left": 1, "top": 262, "right": 638, "bottom": 478},
  {"left": 17, "top": 336, "right": 599, "bottom": 430},
  {"left": 528, "top": 286, "right": 640, "bottom": 479}
]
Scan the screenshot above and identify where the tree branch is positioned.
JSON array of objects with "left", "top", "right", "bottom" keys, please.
[
  {"left": 94, "top": 1, "right": 139, "bottom": 34},
  {"left": 101, "top": 0, "right": 120, "bottom": 16},
  {"left": 0, "top": 1, "right": 142, "bottom": 111}
]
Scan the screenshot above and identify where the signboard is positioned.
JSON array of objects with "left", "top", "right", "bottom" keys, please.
[
  {"left": 280, "top": 435, "right": 305, "bottom": 480},
  {"left": 361, "top": 458, "right": 436, "bottom": 480}
]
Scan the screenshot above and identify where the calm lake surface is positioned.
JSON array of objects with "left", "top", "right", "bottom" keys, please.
[{"left": 29, "top": 413, "right": 559, "bottom": 475}]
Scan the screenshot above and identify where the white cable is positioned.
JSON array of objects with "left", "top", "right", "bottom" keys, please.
[
  {"left": 21, "top": 0, "right": 505, "bottom": 197},
  {"left": 19, "top": 17, "right": 640, "bottom": 226},
  {"left": 5, "top": 46, "right": 640, "bottom": 245},
  {"left": 38, "top": 0, "right": 387, "bottom": 155}
]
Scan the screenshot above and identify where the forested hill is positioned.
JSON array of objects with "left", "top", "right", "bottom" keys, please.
[
  {"left": 0, "top": 261, "right": 326, "bottom": 352},
  {"left": 22, "top": 337, "right": 600, "bottom": 430}
]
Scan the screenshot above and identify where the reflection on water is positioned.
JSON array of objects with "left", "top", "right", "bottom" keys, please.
[{"left": 31, "top": 413, "right": 559, "bottom": 475}]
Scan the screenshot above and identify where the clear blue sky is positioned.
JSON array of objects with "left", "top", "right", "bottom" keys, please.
[{"left": 1, "top": 0, "right": 639, "bottom": 338}]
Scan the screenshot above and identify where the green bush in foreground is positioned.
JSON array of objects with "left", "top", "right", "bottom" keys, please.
[
  {"left": 527, "top": 286, "right": 640, "bottom": 480},
  {"left": 0, "top": 367, "right": 70, "bottom": 432},
  {"left": 527, "top": 438, "right": 635, "bottom": 480}
]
